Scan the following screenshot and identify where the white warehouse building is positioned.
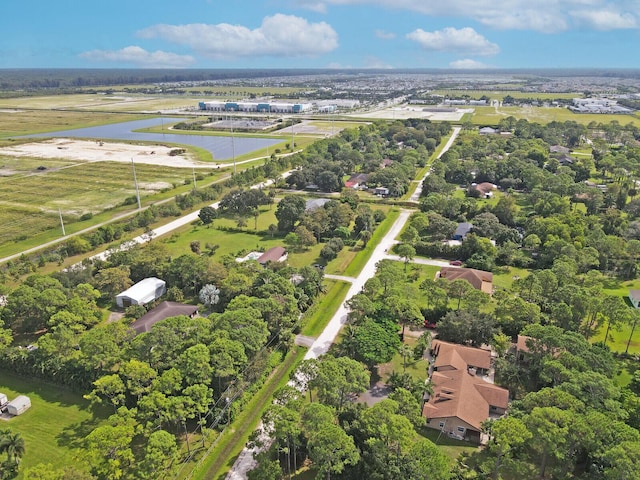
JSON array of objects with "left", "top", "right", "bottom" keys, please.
[
  {"left": 116, "top": 277, "right": 166, "bottom": 308},
  {"left": 199, "top": 101, "right": 312, "bottom": 113}
]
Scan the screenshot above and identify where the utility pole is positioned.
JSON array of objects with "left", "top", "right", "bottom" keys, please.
[
  {"left": 131, "top": 158, "right": 141, "bottom": 209},
  {"left": 192, "top": 167, "right": 197, "bottom": 191},
  {"left": 231, "top": 118, "right": 236, "bottom": 174},
  {"left": 58, "top": 208, "right": 66, "bottom": 236}
]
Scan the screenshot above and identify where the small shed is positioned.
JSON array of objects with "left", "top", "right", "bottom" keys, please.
[
  {"left": 116, "top": 277, "right": 166, "bottom": 308},
  {"left": 7, "top": 395, "right": 31, "bottom": 416}
]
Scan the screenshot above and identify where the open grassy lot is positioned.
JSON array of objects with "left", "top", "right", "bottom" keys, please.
[
  {"left": 0, "top": 110, "right": 153, "bottom": 138},
  {"left": 433, "top": 90, "right": 580, "bottom": 101},
  {"left": 0, "top": 372, "right": 107, "bottom": 476},
  {"left": 0, "top": 94, "right": 196, "bottom": 113},
  {"left": 0, "top": 159, "right": 211, "bottom": 246},
  {"left": 378, "top": 336, "right": 429, "bottom": 383},
  {"left": 591, "top": 320, "right": 640, "bottom": 355},
  {"left": 300, "top": 280, "right": 351, "bottom": 337},
  {"left": 471, "top": 105, "right": 640, "bottom": 127}
]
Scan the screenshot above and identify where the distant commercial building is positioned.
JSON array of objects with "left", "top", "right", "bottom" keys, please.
[
  {"left": 570, "top": 98, "right": 632, "bottom": 114},
  {"left": 199, "top": 101, "right": 312, "bottom": 113}
]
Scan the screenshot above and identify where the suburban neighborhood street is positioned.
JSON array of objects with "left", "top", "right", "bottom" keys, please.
[{"left": 226, "top": 125, "right": 464, "bottom": 479}]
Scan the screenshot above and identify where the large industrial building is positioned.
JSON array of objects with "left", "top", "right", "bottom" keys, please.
[{"left": 199, "top": 101, "right": 313, "bottom": 113}]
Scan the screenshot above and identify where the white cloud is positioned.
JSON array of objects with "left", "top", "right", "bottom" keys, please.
[
  {"left": 294, "top": 0, "right": 328, "bottom": 13},
  {"left": 571, "top": 9, "right": 637, "bottom": 30},
  {"left": 407, "top": 27, "right": 500, "bottom": 56},
  {"left": 449, "top": 59, "right": 490, "bottom": 69},
  {"left": 375, "top": 29, "right": 396, "bottom": 39},
  {"left": 138, "top": 14, "right": 338, "bottom": 58},
  {"left": 79, "top": 46, "right": 194, "bottom": 68},
  {"left": 295, "top": 0, "right": 639, "bottom": 33}
]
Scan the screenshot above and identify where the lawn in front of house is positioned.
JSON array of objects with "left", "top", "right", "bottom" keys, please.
[{"left": 0, "top": 372, "right": 108, "bottom": 476}]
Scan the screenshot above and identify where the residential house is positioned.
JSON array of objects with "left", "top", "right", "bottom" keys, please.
[
  {"left": 257, "top": 246, "right": 287, "bottom": 265},
  {"left": 438, "top": 267, "right": 493, "bottom": 294},
  {"left": 629, "top": 290, "right": 640, "bottom": 308},
  {"left": 479, "top": 127, "right": 497, "bottom": 135},
  {"left": 380, "top": 158, "right": 394, "bottom": 169},
  {"left": 555, "top": 153, "right": 576, "bottom": 166},
  {"left": 131, "top": 301, "right": 199, "bottom": 335},
  {"left": 549, "top": 145, "right": 570, "bottom": 154},
  {"left": 305, "top": 198, "right": 331, "bottom": 212},
  {"left": 424, "top": 341, "right": 508, "bottom": 444},
  {"left": 345, "top": 173, "right": 369, "bottom": 189},
  {"left": 374, "top": 187, "right": 390, "bottom": 197},
  {"left": 471, "top": 182, "right": 497, "bottom": 198},
  {"left": 452, "top": 222, "right": 473, "bottom": 240}
]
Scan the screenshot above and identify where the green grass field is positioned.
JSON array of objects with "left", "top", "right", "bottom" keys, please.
[
  {"left": 0, "top": 372, "right": 107, "bottom": 477},
  {"left": 0, "top": 110, "right": 153, "bottom": 138},
  {"left": 470, "top": 105, "right": 640, "bottom": 127},
  {"left": 433, "top": 90, "right": 580, "bottom": 101},
  {"left": 300, "top": 280, "right": 351, "bottom": 337}
]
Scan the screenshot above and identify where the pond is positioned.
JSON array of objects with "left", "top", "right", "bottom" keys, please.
[{"left": 24, "top": 117, "right": 282, "bottom": 161}]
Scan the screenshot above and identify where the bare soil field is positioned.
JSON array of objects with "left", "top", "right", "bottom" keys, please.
[
  {"left": 0, "top": 138, "right": 215, "bottom": 168},
  {"left": 352, "top": 106, "right": 470, "bottom": 121}
]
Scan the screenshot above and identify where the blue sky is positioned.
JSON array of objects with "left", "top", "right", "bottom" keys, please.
[{"left": 2, "top": 0, "right": 640, "bottom": 69}]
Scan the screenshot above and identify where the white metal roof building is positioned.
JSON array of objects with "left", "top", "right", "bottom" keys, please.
[
  {"left": 6, "top": 395, "right": 31, "bottom": 416},
  {"left": 116, "top": 277, "right": 166, "bottom": 308}
]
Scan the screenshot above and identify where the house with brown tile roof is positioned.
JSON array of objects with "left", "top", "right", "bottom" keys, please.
[
  {"left": 471, "top": 182, "right": 497, "bottom": 198},
  {"left": 424, "top": 342, "right": 509, "bottom": 443},
  {"left": 131, "top": 301, "right": 199, "bottom": 335},
  {"left": 438, "top": 267, "right": 493, "bottom": 294},
  {"left": 431, "top": 340, "right": 492, "bottom": 374},
  {"left": 257, "top": 246, "right": 287, "bottom": 265}
]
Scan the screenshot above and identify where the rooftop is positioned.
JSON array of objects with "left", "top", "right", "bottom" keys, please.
[
  {"left": 131, "top": 301, "right": 199, "bottom": 335},
  {"left": 439, "top": 267, "right": 493, "bottom": 294}
]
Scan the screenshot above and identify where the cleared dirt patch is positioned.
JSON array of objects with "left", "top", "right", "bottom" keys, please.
[{"left": 0, "top": 138, "right": 215, "bottom": 168}]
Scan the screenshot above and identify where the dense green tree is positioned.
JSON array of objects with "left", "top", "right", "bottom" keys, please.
[
  {"left": 310, "top": 355, "right": 370, "bottom": 411},
  {"left": 275, "top": 195, "right": 306, "bottom": 232}
]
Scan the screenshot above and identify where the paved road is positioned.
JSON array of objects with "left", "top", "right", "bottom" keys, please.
[
  {"left": 409, "top": 126, "right": 461, "bottom": 203},
  {"left": 383, "top": 254, "right": 452, "bottom": 268},
  {"left": 323, "top": 273, "right": 356, "bottom": 283},
  {"left": 59, "top": 172, "right": 293, "bottom": 268},
  {"left": 225, "top": 210, "right": 413, "bottom": 479},
  {"left": 226, "top": 127, "right": 464, "bottom": 480},
  {"left": 0, "top": 153, "right": 300, "bottom": 266}
]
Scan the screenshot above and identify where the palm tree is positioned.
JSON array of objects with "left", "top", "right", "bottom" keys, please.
[
  {"left": 400, "top": 344, "right": 413, "bottom": 373},
  {"left": 0, "top": 430, "right": 25, "bottom": 465}
]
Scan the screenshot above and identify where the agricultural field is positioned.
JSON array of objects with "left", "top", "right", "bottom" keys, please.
[
  {"left": 0, "top": 372, "right": 107, "bottom": 476},
  {"left": 0, "top": 157, "right": 213, "bottom": 246},
  {"left": 0, "top": 93, "right": 196, "bottom": 113},
  {"left": 470, "top": 105, "right": 640, "bottom": 127},
  {"left": 0, "top": 109, "right": 152, "bottom": 138}
]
